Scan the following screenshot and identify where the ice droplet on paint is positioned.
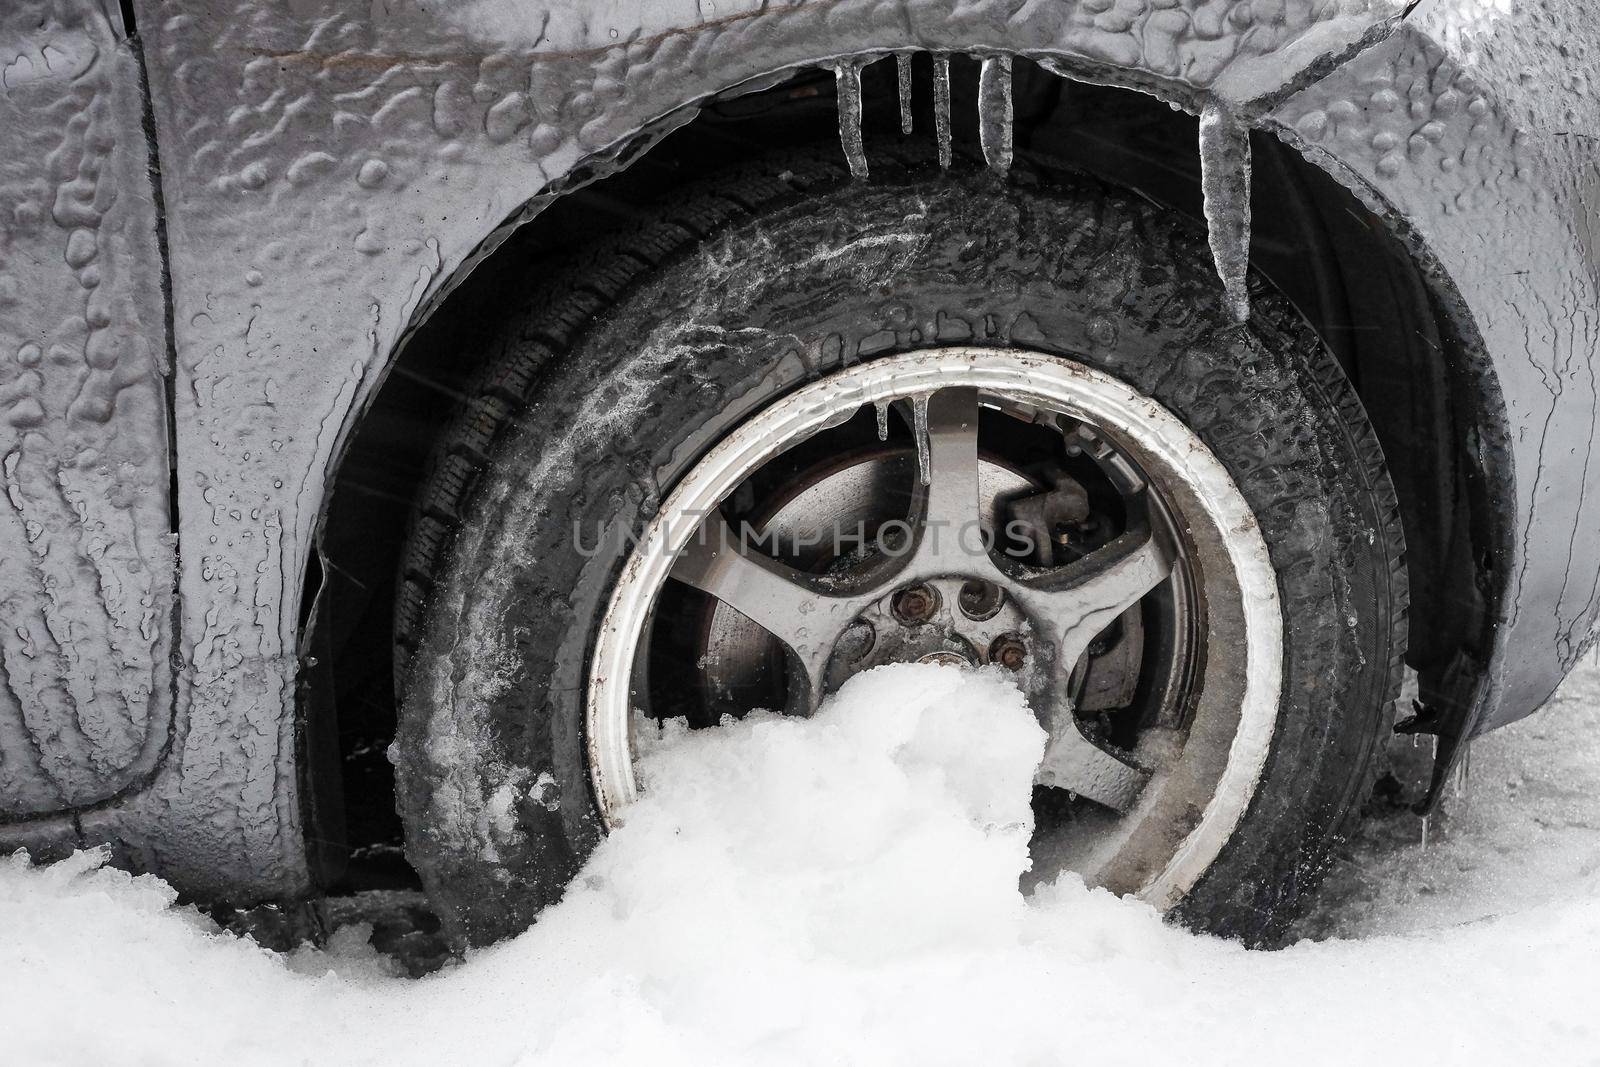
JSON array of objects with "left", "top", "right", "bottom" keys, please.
[
  {"left": 1198, "top": 103, "right": 1252, "bottom": 323},
  {"left": 978, "top": 56, "right": 1013, "bottom": 174},
  {"left": 835, "top": 63, "right": 868, "bottom": 180},
  {"left": 933, "top": 55, "right": 952, "bottom": 169},
  {"left": 897, "top": 54, "right": 914, "bottom": 135}
]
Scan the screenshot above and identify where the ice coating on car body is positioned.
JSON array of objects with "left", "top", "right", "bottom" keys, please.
[
  {"left": 1270, "top": 1, "right": 1600, "bottom": 744},
  {"left": 0, "top": 3, "right": 173, "bottom": 834}
]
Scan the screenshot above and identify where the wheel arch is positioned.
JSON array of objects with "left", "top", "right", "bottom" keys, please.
[
  {"left": 134, "top": 0, "right": 1577, "bottom": 901},
  {"left": 305, "top": 48, "right": 1510, "bottom": 885}
]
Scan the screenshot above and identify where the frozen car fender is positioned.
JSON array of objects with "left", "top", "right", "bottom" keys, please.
[
  {"left": 1, "top": 0, "right": 1596, "bottom": 902},
  {"left": 1270, "top": 0, "right": 1600, "bottom": 774}
]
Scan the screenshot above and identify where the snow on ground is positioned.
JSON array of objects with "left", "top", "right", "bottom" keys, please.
[
  {"left": 4, "top": 656, "right": 1600, "bottom": 1066},
  {"left": 1299, "top": 645, "right": 1600, "bottom": 940}
]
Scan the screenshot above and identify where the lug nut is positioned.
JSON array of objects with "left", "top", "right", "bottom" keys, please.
[
  {"left": 989, "top": 633, "right": 1028, "bottom": 671},
  {"left": 957, "top": 579, "right": 1003, "bottom": 621},
  {"left": 839, "top": 621, "right": 876, "bottom": 662},
  {"left": 892, "top": 584, "right": 939, "bottom": 625}
]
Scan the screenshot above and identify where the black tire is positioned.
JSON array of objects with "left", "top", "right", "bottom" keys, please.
[{"left": 393, "top": 146, "right": 1407, "bottom": 948}]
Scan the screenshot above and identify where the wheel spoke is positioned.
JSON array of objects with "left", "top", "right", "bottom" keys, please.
[
  {"left": 1014, "top": 524, "right": 1171, "bottom": 813},
  {"left": 1035, "top": 715, "right": 1150, "bottom": 813},
  {"left": 669, "top": 510, "right": 874, "bottom": 712},
  {"left": 908, "top": 388, "right": 996, "bottom": 576},
  {"left": 1014, "top": 524, "right": 1173, "bottom": 670}
]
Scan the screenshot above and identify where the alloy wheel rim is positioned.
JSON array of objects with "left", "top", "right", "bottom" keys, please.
[{"left": 585, "top": 347, "right": 1282, "bottom": 906}]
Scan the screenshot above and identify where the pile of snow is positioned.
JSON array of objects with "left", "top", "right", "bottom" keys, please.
[{"left": 5, "top": 661, "right": 1600, "bottom": 1065}]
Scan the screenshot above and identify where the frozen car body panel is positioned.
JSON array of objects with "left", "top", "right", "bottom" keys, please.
[
  {"left": 1270, "top": 1, "right": 1600, "bottom": 735},
  {"left": 0, "top": 4, "right": 173, "bottom": 819},
  {"left": 0, "top": 0, "right": 1593, "bottom": 902}
]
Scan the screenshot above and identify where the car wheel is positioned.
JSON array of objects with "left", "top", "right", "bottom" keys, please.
[{"left": 392, "top": 146, "right": 1407, "bottom": 948}]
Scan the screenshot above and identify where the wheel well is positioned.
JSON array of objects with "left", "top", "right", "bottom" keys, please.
[{"left": 305, "top": 56, "right": 1495, "bottom": 891}]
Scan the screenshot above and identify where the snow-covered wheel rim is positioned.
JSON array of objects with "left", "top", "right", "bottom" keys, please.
[{"left": 586, "top": 347, "right": 1282, "bottom": 907}]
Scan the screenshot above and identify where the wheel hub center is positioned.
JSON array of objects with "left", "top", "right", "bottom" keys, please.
[{"left": 824, "top": 575, "right": 1034, "bottom": 687}]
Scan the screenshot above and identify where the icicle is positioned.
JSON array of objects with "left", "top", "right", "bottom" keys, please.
[
  {"left": 1420, "top": 815, "right": 1429, "bottom": 850},
  {"left": 835, "top": 63, "right": 868, "bottom": 180},
  {"left": 911, "top": 394, "right": 931, "bottom": 485},
  {"left": 978, "top": 55, "right": 1013, "bottom": 174},
  {"left": 896, "top": 53, "right": 914, "bottom": 135},
  {"left": 933, "top": 54, "right": 952, "bottom": 169},
  {"left": 874, "top": 400, "right": 890, "bottom": 442},
  {"left": 1197, "top": 102, "right": 1252, "bottom": 323}
]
